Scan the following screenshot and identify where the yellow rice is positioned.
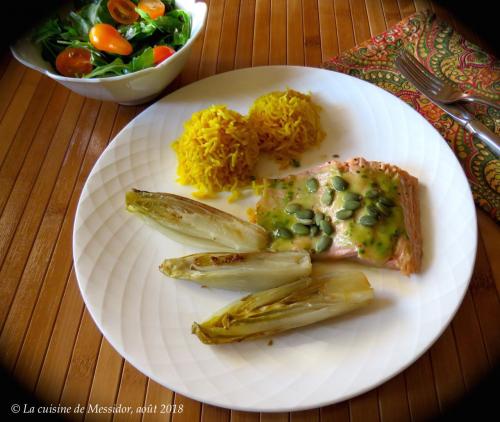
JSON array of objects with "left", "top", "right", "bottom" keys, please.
[
  {"left": 172, "top": 105, "right": 259, "bottom": 199},
  {"left": 248, "top": 89, "right": 325, "bottom": 167}
]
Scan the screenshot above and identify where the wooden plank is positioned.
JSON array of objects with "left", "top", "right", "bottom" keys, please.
[
  {"left": 142, "top": 379, "right": 175, "bottom": 422},
  {"left": 302, "top": 0, "right": 322, "bottom": 67},
  {"left": 0, "top": 85, "right": 70, "bottom": 271},
  {"left": 412, "top": 0, "right": 432, "bottom": 12},
  {"left": 318, "top": 0, "right": 339, "bottom": 61},
  {"left": 260, "top": 412, "right": 288, "bottom": 422},
  {"left": 477, "top": 213, "right": 500, "bottom": 295},
  {"left": 0, "top": 76, "right": 55, "bottom": 213},
  {"left": 291, "top": 409, "right": 319, "bottom": 421},
  {"left": 112, "top": 362, "right": 149, "bottom": 422},
  {"left": 15, "top": 105, "right": 134, "bottom": 393},
  {"left": 404, "top": 353, "right": 440, "bottom": 421},
  {"left": 217, "top": 0, "right": 240, "bottom": 72},
  {"left": 350, "top": 0, "right": 372, "bottom": 44},
  {"left": 286, "top": 0, "right": 304, "bottom": 65},
  {"left": 235, "top": 0, "right": 256, "bottom": 69},
  {"left": 269, "top": 0, "right": 287, "bottom": 65},
  {"left": 365, "top": 0, "right": 387, "bottom": 36},
  {"left": 320, "top": 401, "right": 350, "bottom": 422},
  {"left": 58, "top": 310, "right": 103, "bottom": 420},
  {"left": 201, "top": 404, "right": 230, "bottom": 422},
  {"left": 0, "top": 70, "right": 42, "bottom": 166},
  {"left": 198, "top": 0, "right": 225, "bottom": 79},
  {"left": 350, "top": 390, "right": 380, "bottom": 422},
  {"left": 0, "top": 98, "right": 100, "bottom": 331},
  {"left": 334, "top": 0, "right": 356, "bottom": 52},
  {"left": 85, "top": 340, "right": 124, "bottom": 422},
  {"left": 380, "top": 0, "right": 402, "bottom": 27},
  {"left": 252, "top": 0, "right": 271, "bottom": 66},
  {"left": 396, "top": 0, "right": 416, "bottom": 17},
  {"left": 451, "top": 292, "right": 490, "bottom": 391},
  {"left": 230, "top": 410, "right": 259, "bottom": 422},
  {"left": 378, "top": 375, "right": 411, "bottom": 422},
  {"left": 171, "top": 394, "right": 201, "bottom": 422},
  {"left": 428, "top": 327, "right": 466, "bottom": 414},
  {"left": 0, "top": 57, "right": 26, "bottom": 121}
]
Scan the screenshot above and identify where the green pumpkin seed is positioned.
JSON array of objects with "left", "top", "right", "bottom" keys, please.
[
  {"left": 297, "top": 218, "right": 314, "bottom": 225},
  {"left": 379, "top": 196, "right": 395, "bottom": 207},
  {"left": 285, "top": 203, "right": 302, "bottom": 214},
  {"left": 344, "top": 200, "right": 361, "bottom": 210},
  {"left": 319, "top": 220, "right": 333, "bottom": 235},
  {"left": 365, "top": 189, "right": 380, "bottom": 199},
  {"left": 309, "top": 225, "right": 319, "bottom": 237},
  {"left": 332, "top": 176, "right": 348, "bottom": 191},
  {"left": 344, "top": 192, "right": 362, "bottom": 201},
  {"left": 321, "top": 189, "right": 334, "bottom": 206},
  {"left": 376, "top": 202, "right": 391, "bottom": 216},
  {"left": 291, "top": 223, "right": 310, "bottom": 235},
  {"left": 295, "top": 209, "right": 314, "bottom": 219},
  {"left": 315, "top": 235, "right": 333, "bottom": 253},
  {"left": 336, "top": 209, "right": 353, "bottom": 220},
  {"left": 366, "top": 204, "right": 380, "bottom": 217},
  {"left": 306, "top": 177, "right": 319, "bottom": 193},
  {"left": 359, "top": 215, "right": 377, "bottom": 227},
  {"left": 275, "top": 227, "right": 293, "bottom": 239},
  {"left": 314, "top": 211, "right": 325, "bottom": 225}
]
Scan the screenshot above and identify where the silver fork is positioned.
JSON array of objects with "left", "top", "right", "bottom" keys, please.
[{"left": 397, "top": 50, "right": 499, "bottom": 109}]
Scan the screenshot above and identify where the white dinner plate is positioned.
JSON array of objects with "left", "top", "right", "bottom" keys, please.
[{"left": 73, "top": 66, "right": 477, "bottom": 412}]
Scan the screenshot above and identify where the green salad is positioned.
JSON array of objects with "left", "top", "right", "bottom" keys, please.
[{"left": 32, "top": 0, "right": 191, "bottom": 78}]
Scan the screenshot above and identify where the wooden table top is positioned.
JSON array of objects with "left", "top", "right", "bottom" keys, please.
[{"left": 1, "top": 1, "right": 499, "bottom": 421}]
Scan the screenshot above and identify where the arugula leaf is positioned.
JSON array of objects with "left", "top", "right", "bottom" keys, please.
[
  {"left": 84, "top": 58, "right": 128, "bottom": 78},
  {"left": 128, "top": 47, "right": 155, "bottom": 72}
]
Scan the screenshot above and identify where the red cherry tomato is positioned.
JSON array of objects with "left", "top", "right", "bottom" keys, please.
[
  {"left": 89, "top": 24, "right": 133, "bottom": 55},
  {"left": 107, "top": 0, "right": 139, "bottom": 24},
  {"left": 153, "top": 45, "right": 175, "bottom": 65},
  {"left": 138, "top": 0, "right": 166, "bottom": 19},
  {"left": 55, "top": 47, "right": 93, "bottom": 77}
]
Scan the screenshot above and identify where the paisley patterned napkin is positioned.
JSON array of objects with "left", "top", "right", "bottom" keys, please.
[{"left": 323, "top": 10, "right": 500, "bottom": 221}]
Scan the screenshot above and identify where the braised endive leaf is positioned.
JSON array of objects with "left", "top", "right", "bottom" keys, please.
[
  {"left": 192, "top": 271, "right": 374, "bottom": 344},
  {"left": 160, "top": 251, "right": 311, "bottom": 291},
  {"left": 126, "top": 190, "right": 269, "bottom": 251}
]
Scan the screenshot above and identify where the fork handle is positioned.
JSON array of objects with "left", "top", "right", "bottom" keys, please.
[
  {"left": 466, "top": 119, "right": 500, "bottom": 157},
  {"left": 463, "top": 96, "right": 500, "bottom": 110}
]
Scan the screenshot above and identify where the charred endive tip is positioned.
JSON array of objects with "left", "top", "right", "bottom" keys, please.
[
  {"left": 192, "top": 271, "right": 374, "bottom": 344},
  {"left": 160, "top": 251, "right": 312, "bottom": 292},
  {"left": 125, "top": 189, "right": 269, "bottom": 251}
]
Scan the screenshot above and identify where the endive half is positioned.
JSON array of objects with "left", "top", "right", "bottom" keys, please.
[
  {"left": 192, "top": 271, "right": 374, "bottom": 344},
  {"left": 160, "top": 251, "right": 312, "bottom": 291},
  {"left": 126, "top": 189, "right": 269, "bottom": 251}
]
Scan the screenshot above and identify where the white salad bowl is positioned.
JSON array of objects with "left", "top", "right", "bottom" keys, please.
[{"left": 10, "top": 0, "right": 207, "bottom": 105}]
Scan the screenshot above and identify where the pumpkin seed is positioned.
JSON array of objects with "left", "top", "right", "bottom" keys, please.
[
  {"left": 336, "top": 209, "right": 353, "bottom": 220},
  {"left": 291, "top": 223, "right": 310, "bottom": 235},
  {"left": 379, "top": 196, "right": 395, "bottom": 207},
  {"left": 314, "top": 211, "right": 325, "bottom": 225},
  {"left": 315, "top": 235, "right": 333, "bottom": 253},
  {"left": 344, "top": 192, "right": 362, "bottom": 201},
  {"left": 365, "top": 189, "right": 380, "bottom": 199},
  {"left": 332, "top": 176, "right": 348, "bottom": 191},
  {"left": 285, "top": 203, "right": 302, "bottom": 214},
  {"left": 359, "top": 215, "right": 377, "bottom": 227},
  {"left": 376, "top": 202, "right": 391, "bottom": 216},
  {"left": 366, "top": 204, "right": 380, "bottom": 217},
  {"left": 321, "top": 189, "right": 334, "bottom": 206},
  {"left": 309, "top": 225, "right": 319, "bottom": 237},
  {"left": 319, "top": 220, "right": 333, "bottom": 235},
  {"left": 344, "top": 200, "right": 361, "bottom": 210},
  {"left": 275, "top": 227, "right": 293, "bottom": 239},
  {"left": 297, "top": 218, "right": 314, "bottom": 225},
  {"left": 295, "top": 209, "right": 314, "bottom": 219},
  {"left": 306, "top": 177, "right": 319, "bottom": 193}
]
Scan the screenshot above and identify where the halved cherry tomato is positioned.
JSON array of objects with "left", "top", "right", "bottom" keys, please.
[
  {"left": 107, "top": 0, "right": 139, "bottom": 24},
  {"left": 55, "top": 47, "right": 93, "bottom": 77},
  {"left": 138, "top": 0, "right": 166, "bottom": 19},
  {"left": 89, "top": 24, "right": 133, "bottom": 55},
  {"left": 153, "top": 45, "right": 175, "bottom": 65}
]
